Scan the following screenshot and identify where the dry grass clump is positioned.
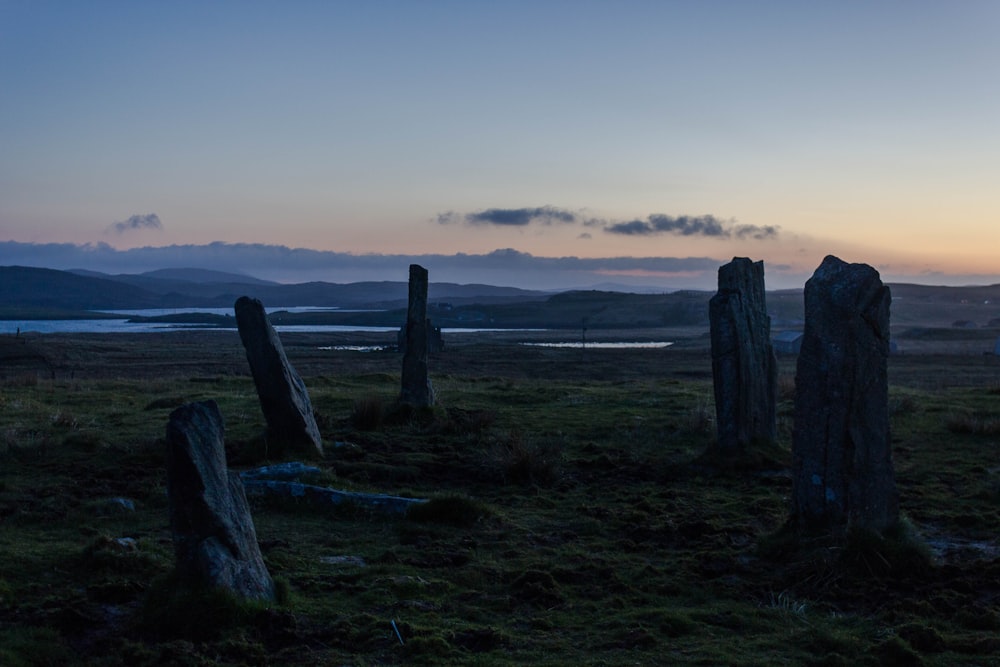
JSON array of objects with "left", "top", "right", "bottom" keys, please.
[
  {"left": 762, "top": 590, "right": 807, "bottom": 617},
  {"left": 49, "top": 410, "right": 78, "bottom": 429},
  {"left": 0, "top": 627, "right": 71, "bottom": 666},
  {"left": 889, "top": 393, "right": 919, "bottom": 417},
  {"left": 1, "top": 428, "right": 20, "bottom": 454},
  {"left": 3, "top": 373, "right": 39, "bottom": 388},
  {"left": 407, "top": 495, "right": 491, "bottom": 527},
  {"left": 481, "top": 431, "right": 562, "bottom": 486},
  {"left": 840, "top": 518, "right": 935, "bottom": 577},
  {"left": 683, "top": 399, "right": 714, "bottom": 434},
  {"left": 777, "top": 374, "right": 796, "bottom": 402},
  {"left": 351, "top": 394, "right": 385, "bottom": 431},
  {"left": 10, "top": 334, "right": 1000, "bottom": 665},
  {"left": 136, "top": 571, "right": 282, "bottom": 642},
  {"left": 444, "top": 407, "right": 497, "bottom": 436},
  {"left": 946, "top": 412, "right": 1000, "bottom": 436},
  {"left": 62, "top": 430, "right": 106, "bottom": 452},
  {"left": 143, "top": 396, "right": 187, "bottom": 411}
]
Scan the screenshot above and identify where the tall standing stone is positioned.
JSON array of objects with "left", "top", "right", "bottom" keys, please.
[
  {"left": 235, "top": 296, "right": 323, "bottom": 458},
  {"left": 792, "top": 255, "right": 898, "bottom": 534},
  {"left": 400, "top": 264, "right": 435, "bottom": 406},
  {"left": 166, "top": 400, "right": 276, "bottom": 601},
  {"left": 709, "top": 257, "right": 777, "bottom": 452}
]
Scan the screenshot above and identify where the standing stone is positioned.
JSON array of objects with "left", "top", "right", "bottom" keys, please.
[
  {"left": 235, "top": 296, "right": 323, "bottom": 458},
  {"left": 400, "top": 264, "right": 435, "bottom": 406},
  {"left": 709, "top": 257, "right": 777, "bottom": 451},
  {"left": 166, "top": 401, "right": 275, "bottom": 601},
  {"left": 792, "top": 255, "right": 898, "bottom": 534},
  {"left": 397, "top": 321, "right": 444, "bottom": 353}
]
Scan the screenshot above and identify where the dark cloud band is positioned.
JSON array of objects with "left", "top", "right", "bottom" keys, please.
[
  {"left": 438, "top": 207, "right": 778, "bottom": 240},
  {"left": 465, "top": 206, "right": 577, "bottom": 226},
  {"left": 108, "top": 213, "right": 163, "bottom": 234},
  {"left": 0, "top": 240, "right": 721, "bottom": 285},
  {"left": 605, "top": 214, "right": 778, "bottom": 240}
]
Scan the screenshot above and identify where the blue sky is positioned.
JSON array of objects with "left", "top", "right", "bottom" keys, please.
[{"left": 2, "top": 1, "right": 998, "bottom": 289}]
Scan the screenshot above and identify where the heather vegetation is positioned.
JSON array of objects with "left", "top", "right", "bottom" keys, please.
[{"left": 1, "top": 330, "right": 999, "bottom": 665}]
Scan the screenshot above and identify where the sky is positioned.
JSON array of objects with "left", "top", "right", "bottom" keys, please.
[{"left": 2, "top": 1, "right": 999, "bottom": 290}]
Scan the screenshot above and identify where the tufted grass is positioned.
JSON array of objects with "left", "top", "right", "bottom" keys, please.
[{"left": 0, "top": 332, "right": 999, "bottom": 664}]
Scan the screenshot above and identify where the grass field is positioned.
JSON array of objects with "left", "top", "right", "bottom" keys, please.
[{"left": 1, "top": 329, "right": 1000, "bottom": 665}]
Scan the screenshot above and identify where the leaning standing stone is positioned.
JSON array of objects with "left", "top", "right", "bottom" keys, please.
[
  {"left": 792, "top": 255, "right": 898, "bottom": 534},
  {"left": 400, "top": 264, "right": 435, "bottom": 406},
  {"left": 166, "top": 400, "right": 275, "bottom": 601},
  {"left": 235, "top": 296, "right": 323, "bottom": 458},
  {"left": 709, "top": 257, "right": 777, "bottom": 452}
]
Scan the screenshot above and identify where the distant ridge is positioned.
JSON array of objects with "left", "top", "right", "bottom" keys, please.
[
  {"left": 3, "top": 266, "right": 549, "bottom": 312},
  {"left": 576, "top": 282, "right": 678, "bottom": 294},
  {"left": 3, "top": 266, "right": 176, "bottom": 310},
  {"left": 69, "top": 267, "right": 275, "bottom": 285},
  {"left": 139, "top": 268, "right": 279, "bottom": 285},
  {"left": 7, "top": 266, "right": 1000, "bottom": 330}
]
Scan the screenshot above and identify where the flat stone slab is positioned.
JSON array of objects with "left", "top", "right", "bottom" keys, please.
[
  {"left": 240, "top": 462, "right": 322, "bottom": 482},
  {"left": 241, "top": 479, "right": 427, "bottom": 515},
  {"left": 239, "top": 464, "right": 427, "bottom": 515}
]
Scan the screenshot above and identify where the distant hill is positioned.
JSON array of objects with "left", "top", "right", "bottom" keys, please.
[
  {"left": 435, "top": 289, "right": 714, "bottom": 328},
  {"left": 70, "top": 267, "right": 286, "bottom": 302},
  {"left": 129, "top": 289, "right": 717, "bottom": 330},
  {"left": 766, "top": 283, "right": 1000, "bottom": 330},
  {"left": 1, "top": 266, "right": 549, "bottom": 314},
  {"left": 7, "top": 265, "right": 1000, "bottom": 330},
  {"left": 0, "top": 266, "right": 184, "bottom": 310},
  {"left": 565, "top": 282, "right": 674, "bottom": 294},
  {"left": 70, "top": 267, "right": 277, "bottom": 286},
  {"left": 886, "top": 282, "right": 1000, "bottom": 328},
  {"left": 138, "top": 268, "right": 279, "bottom": 285}
]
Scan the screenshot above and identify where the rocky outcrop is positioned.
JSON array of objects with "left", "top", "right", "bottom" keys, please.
[
  {"left": 400, "top": 264, "right": 435, "bottom": 406},
  {"left": 791, "top": 255, "right": 898, "bottom": 534},
  {"left": 709, "top": 257, "right": 777, "bottom": 451},
  {"left": 166, "top": 401, "right": 275, "bottom": 601},
  {"left": 235, "top": 296, "right": 323, "bottom": 458}
]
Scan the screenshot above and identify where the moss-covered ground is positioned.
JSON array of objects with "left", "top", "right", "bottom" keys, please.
[{"left": 1, "top": 331, "right": 999, "bottom": 665}]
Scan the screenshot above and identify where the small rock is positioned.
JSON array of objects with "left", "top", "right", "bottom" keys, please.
[
  {"left": 114, "top": 537, "right": 138, "bottom": 552},
  {"left": 96, "top": 497, "right": 136, "bottom": 514},
  {"left": 319, "top": 555, "right": 367, "bottom": 567},
  {"left": 240, "top": 462, "right": 322, "bottom": 482}
]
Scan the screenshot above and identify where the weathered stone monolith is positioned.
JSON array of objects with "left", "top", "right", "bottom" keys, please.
[
  {"left": 792, "top": 255, "right": 898, "bottom": 534},
  {"left": 235, "top": 296, "right": 323, "bottom": 458},
  {"left": 709, "top": 257, "right": 777, "bottom": 452},
  {"left": 397, "top": 320, "right": 444, "bottom": 353},
  {"left": 166, "top": 400, "right": 275, "bottom": 601},
  {"left": 400, "top": 264, "right": 434, "bottom": 406}
]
